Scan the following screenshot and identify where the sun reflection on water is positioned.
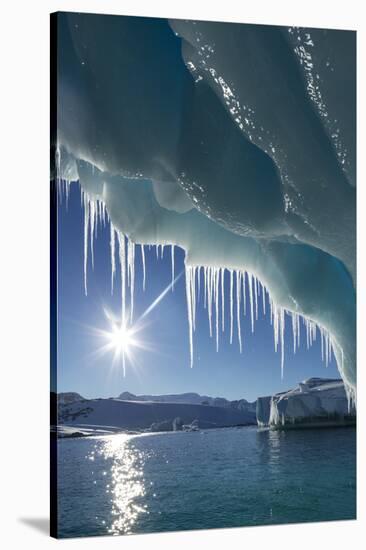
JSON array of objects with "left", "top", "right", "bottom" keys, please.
[{"left": 97, "top": 435, "right": 149, "bottom": 535}]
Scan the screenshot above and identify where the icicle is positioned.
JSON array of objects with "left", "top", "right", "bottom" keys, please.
[
  {"left": 203, "top": 267, "right": 207, "bottom": 309},
  {"left": 89, "top": 199, "right": 96, "bottom": 269},
  {"left": 221, "top": 268, "right": 225, "bottom": 332},
  {"left": 242, "top": 271, "right": 247, "bottom": 316},
  {"left": 291, "top": 312, "right": 297, "bottom": 354},
  {"left": 328, "top": 337, "right": 332, "bottom": 363},
  {"left": 141, "top": 244, "right": 146, "bottom": 291},
  {"left": 128, "top": 240, "right": 135, "bottom": 321},
  {"left": 305, "top": 318, "right": 310, "bottom": 350},
  {"left": 171, "top": 245, "right": 175, "bottom": 290},
  {"left": 236, "top": 271, "right": 242, "bottom": 353},
  {"left": 206, "top": 268, "right": 211, "bottom": 334},
  {"left": 185, "top": 265, "right": 194, "bottom": 368},
  {"left": 117, "top": 232, "right": 127, "bottom": 376},
  {"left": 127, "top": 239, "right": 131, "bottom": 287},
  {"left": 320, "top": 328, "right": 324, "bottom": 362},
  {"left": 110, "top": 224, "right": 116, "bottom": 294},
  {"left": 83, "top": 195, "right": 89, "bottom": 296},
  {"left": 99, "top": 200, "right": 104, "bottom": 227},
  {"left": 197, "top": 266, "right": 201, "bottom": 300},
  {"left": 248, "top": 273, "right": 254, "bottom": 333},
  {"left": 272, "top": 303, "right": 279, "bottom": 353},
  {"left": 65, "top": 180, "right": 70, "bottom": 210},
  {"left": 191, "top": 266, "right": 197, "bottom": 331},
  {"left": 309, "top": 320, "right": 313, "bottom": 347},
  {"left": 229, "top": 269, "right": 234, "bottom": 344},
  {"left": 261, "top": 282, "right": 266, "bottom": 315},
  {"left": 329, "top": 336, "right": 333, "bottom": 363},
  {"left": 215, "top": 268, "right": 220, "bottom": 351},
  {"left": 117, "top": 233, "right": 126, "bottom": 333},
  {"left": 254, "top": 276, "right": 258, "bottom": 321},
  {"left": 280, "top": 308, "right": 285, "bottom": 378},
  {"left": 95, "top": 201, "right": 99, "bottom": 240},
  {"left": 208, "top": 267, "right": 213, "bottom": 338}
]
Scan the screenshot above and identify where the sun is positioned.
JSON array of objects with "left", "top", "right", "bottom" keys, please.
[
  {"left": 103, "top": 321, "right": 138, "bottom": 376},
  {"left": 109, "top": 324, "right": 133, "bottom": 354},
  {"left": 87, "top": 308, "right": 154, "bottom": 378},
  {"left": 92, "top": 289, "right": 174, "bottom": 377}
]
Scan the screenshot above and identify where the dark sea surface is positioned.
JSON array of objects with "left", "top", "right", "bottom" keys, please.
[{"left": 57, "top": 426, "right": 356, "bottom": 538}]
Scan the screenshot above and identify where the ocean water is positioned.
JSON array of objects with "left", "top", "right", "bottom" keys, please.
[{"left": 57, "top": 426, "right": 356, "bottom": 538}]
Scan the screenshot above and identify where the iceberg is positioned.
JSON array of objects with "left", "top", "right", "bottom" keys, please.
[
  {"left": 257, "top": 378, "right": 356, "bottom": 429},
  {"left": 52, "top": 13, "right": 356, "bottom": 398}
]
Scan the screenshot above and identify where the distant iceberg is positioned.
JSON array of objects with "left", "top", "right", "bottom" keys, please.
[{"left": 257, "top": 378, "right": 356, "bottom": 429}]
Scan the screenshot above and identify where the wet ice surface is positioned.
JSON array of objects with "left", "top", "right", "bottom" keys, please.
[{"left": 57, "top": 426, "right": 355, "bottom": 538}]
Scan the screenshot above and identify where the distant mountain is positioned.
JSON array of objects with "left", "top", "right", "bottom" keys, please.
[
  {"left": 58, "top": 392, "right": 85, "bottom": 405},
  {"left": 118, "top": 391, "right": 214, "bottom": 404},
  {"left": 58, "top": 398, "right": 256, "bottom": 433},
  {"left": 117, "top": 391, "right": 256, "bottom": 413}
]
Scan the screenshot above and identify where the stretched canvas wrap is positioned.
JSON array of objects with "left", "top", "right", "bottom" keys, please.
[{"left": 50, "top": 11, "right": 356, "bottom": 539}]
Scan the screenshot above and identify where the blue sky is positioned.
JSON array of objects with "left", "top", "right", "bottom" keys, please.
[{"left": 57, "top": 183, "right": 339, "bottom": 402}]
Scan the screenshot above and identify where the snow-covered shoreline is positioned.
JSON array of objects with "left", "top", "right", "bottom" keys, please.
[{"left": 53, "top": 393, "right": 256, "bottom": 438}]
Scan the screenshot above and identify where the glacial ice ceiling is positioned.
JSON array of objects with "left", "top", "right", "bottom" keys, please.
[{"left": 53, "top": 13, "right": 356, "bottom": 398}]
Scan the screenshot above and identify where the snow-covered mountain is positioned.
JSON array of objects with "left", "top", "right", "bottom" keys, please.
[
  {"left": 117, "top": 391, "right": 256, "bottom": 412},
  {"left": 118, "top": 391, "right": 211, "bottom": 404},
  {"left": 58, "top": 397, "right": 256, "bottom": 434},
  {"left": 58, "top": 392, "right": 86, "bottom": 405},
  {"left": 257, "top": 378, "right": 356, "bottom": 429}
]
